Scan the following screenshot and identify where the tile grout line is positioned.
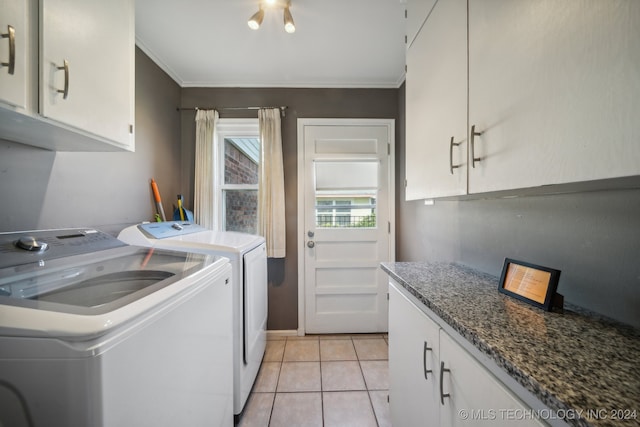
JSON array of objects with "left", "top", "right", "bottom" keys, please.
[
  {"left": 318, "top": 337, "right": 325, "bottom": 427},
  {"left": 266, "top": 337, "right": 287, "bottom": 427},
  {"left": 356, "top": 337, "right": 384, "bottom": 427}
]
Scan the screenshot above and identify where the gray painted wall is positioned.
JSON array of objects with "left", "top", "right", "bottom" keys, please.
[
  {"left": 0, "top": 48, "right": 182, "bottom": 235},
  {"left": 179, "top": 88, "right": 400, "bottom": 330},
  {"left": 396, "top": 84, "right": 640, "bottom": 328}
]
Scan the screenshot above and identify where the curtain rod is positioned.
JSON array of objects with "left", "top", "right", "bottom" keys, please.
[{"left": 176, "top": 105, "right": 288, "bottom": 117}]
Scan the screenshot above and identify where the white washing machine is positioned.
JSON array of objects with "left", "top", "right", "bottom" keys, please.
[
  {"left": 118, "top": 222, "right": 267, "bottom": 416},
  {"left": 0, "top": 228, "right": 233, "bottom": 427}
]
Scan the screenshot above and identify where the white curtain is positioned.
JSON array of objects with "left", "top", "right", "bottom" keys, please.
[
  {"left": 194, "top": 109, "right": 218, "bottom": 229},
  {"left": 258, "top": 108, "right": 286, "bottom": 258}
]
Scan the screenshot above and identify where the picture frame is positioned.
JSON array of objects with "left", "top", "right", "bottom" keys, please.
[{"left": 498, "top": 258, "right": 561, "bottom": 311}]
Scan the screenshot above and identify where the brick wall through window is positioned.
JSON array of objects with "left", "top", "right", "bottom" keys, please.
[{"left": 224, "top": 139, "right": 259, "bottom": 233}]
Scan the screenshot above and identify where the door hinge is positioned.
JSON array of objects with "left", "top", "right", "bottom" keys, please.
[
  {"left": 404, "top": 9, "right": 407, "bottom": 19},
  {"left": 404, "top": 179, "right": 408, "bottom": 188},
  {"left": 387, "top": 143, "right": 391, "bottom": 155},
  {"left": 388, "top": 221, "right": 391, "bottom": 234},
  {"left": 387, "top": 292, "right": 390, "bottom": 300},
  {"left": 129, "top": 124, "right": 134, "bottom": 134},
  {"left": 404, "top": 35, "right": 407, "bottom": 44}
]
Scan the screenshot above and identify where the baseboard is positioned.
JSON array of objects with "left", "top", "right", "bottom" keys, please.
[{"left": 266, "top": 329, "right": 298, "bottom": 339}]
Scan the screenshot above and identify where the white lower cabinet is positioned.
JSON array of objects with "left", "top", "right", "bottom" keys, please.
[
  {"left": 439, "top": 331, "right": 546, "bottom": 427},
  {"left": 389, "top": 280, "right": 441, "bottom": 426},
  {"left": 389, "top": 281, "right": 547, "bottom": 427}
]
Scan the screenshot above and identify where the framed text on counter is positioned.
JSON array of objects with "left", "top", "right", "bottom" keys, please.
[{"left": 498, "top": 258, "right": 561, "bottom": 311}]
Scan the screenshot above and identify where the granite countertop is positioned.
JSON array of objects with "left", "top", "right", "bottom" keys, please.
[{"left": 381, "top": 262, "right": 640, "bottom": 427}]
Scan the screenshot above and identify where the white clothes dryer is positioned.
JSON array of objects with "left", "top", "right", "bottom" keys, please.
[
  {"left": 118, "top": 222, "right": 267, "bottom": 416},
  {"left": 0, "top": 228, "right": 233, "bottom": 427}
]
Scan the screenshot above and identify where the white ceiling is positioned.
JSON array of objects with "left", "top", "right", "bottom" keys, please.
[{"left": 135, "top": 0, "right": 407, "bottom": 88}]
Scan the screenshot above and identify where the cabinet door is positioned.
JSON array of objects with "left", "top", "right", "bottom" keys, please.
[
  {"left": 468, "top": 0, "right": 640, "bottom": 194},
  {"left": 439, "top": 331, "right": 547, "bottom": 427},
  {"left": 40, "top": 0, "right": 134, "bottom": 149},
  {"left": 0, "top": 0, "right": 27, "bottom": 109},
  {"left": 405, "top": 0, "right": 437, "bottom": 49},
  {"left": 388, "top": 282, "right": 440, "bottom": 426},
  {"left": 405, "top": 0, "right": 467, "bottom": 200}
]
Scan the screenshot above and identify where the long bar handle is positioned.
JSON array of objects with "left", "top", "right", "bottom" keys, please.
[
  {"left": 440, "top": 361, "right": 451, "bottom": 405},
  {"left": 423, "top": 341, "right": 433, "bottom": 379},
  {"left": 1, "top": 25, "right": 15, "bottom": 75},
  {"left": 56, "top": 59, "right": 69, "bottom": 99},
  {"left": 449, "top": 136, "right": 461, "bottom": 175},
  {"left": 470, "top": 125, "right": 483, "bottom": 168}
]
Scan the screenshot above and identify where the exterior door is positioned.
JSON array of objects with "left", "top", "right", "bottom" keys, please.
[{"left": 297, "top": 119, "right": 395, "bottom": 334}]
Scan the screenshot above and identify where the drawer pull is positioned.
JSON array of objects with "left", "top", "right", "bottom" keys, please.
[
  {"left": 423, "top": 341, "right": 433, "bottom": 379},
  {"left": 470, "top": 125, "right": 483, "bottom": 168},
  {"left": 1, "top": 25, "right": 15, "bottom": 75},
  {"left": 56, "top": 59, "right": 70, "bottom": 99},
  {"left": 449, "top": 136, "right": 461, "bottom": 174},
  {"left": 440, "top": 361, "right": 451, "bottom": 405}
]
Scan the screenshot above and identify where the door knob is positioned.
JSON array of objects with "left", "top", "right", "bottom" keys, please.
[{"left": 307, "top": 241, "right": 315, "bottom": 248}]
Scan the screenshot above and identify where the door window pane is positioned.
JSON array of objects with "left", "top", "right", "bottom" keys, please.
[{"left": 314, "top": 160, "right": 378, "bottom": 228}]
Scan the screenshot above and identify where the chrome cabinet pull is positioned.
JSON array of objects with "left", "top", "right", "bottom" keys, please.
[
  {"left": 439, "top": 361, "right": 451, "bottom": 405},
  {"left": 56, "top": 59, "right": 69, "bottom": 99},
  {"left": 1, "top": 25, "right": 15, "bottom": 75},
  {"left": 449, "top": 136, "right": 461, "bottom": 175},
  {"left": 470, "top": 125, "right": 482, "bottom": 168},
  {"left": 423, "top": 341, "right": 433, "bottom": 379}
]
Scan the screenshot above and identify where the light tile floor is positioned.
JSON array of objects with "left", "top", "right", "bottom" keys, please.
[{"left": 237, "top": 334, "right": 391, "bottom": 427}]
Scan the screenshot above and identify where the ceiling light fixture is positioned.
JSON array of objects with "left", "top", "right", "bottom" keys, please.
[
  {"left": 247, "top": 6, "right": 264, "bottom": 30},
  {"left": 247, "top": 0, "right": 295, "bottom": 33}
]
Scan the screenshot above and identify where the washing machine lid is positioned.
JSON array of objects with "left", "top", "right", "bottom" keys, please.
[
  {"left": 0, "top": 245, "right": 225, "bottom": 339},
  {"left": 121, "top": 222, "right": 265, "bottom": 254}
]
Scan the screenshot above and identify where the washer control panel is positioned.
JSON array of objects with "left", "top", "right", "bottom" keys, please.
[
  {"left": 0, "top": 228, "right": 126, "bottom": 269},
  {"left": 138, "top": 221, "right": 206, "bottom": 239}
]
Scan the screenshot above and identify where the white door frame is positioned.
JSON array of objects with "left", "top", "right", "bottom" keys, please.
[{"left": 296, "top": 118, "right": 396, "bottom": 336}]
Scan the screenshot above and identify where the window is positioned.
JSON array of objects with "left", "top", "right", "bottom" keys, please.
[{"left": 215, "top": 119, "right": 260, "bottom": 233}]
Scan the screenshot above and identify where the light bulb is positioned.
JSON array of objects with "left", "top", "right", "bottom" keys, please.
[
  {"left": 248, "top": 8, "right": 264, "bottom": 30},
  {"left": 284, "top": 6, "right": 295, "bottom": 33}
]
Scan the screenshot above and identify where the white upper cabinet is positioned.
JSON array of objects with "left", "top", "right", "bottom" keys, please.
[
  {"left": 0, "top": 0, "right": 28, "bottom": 109},
  {"left": 405, "top": 0, "right": 467, "bottom": 200},
  {"left": 405, "top": 0, "right": 640, "bottom": 200},
  {"left": 405, "top": 0, "right": 470, "bottom": 201},
  {"left": 40, "top": 0, "right": 134, "bottom": 150},
  {"left": 405, "top": 0, "right": 437, "bottom": 49},
  {"left": 468, "top": 0, "right": 640, "bottom": 194},
  {"left": 0, "top": 0, "right": 134, "bottom": 152}
]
